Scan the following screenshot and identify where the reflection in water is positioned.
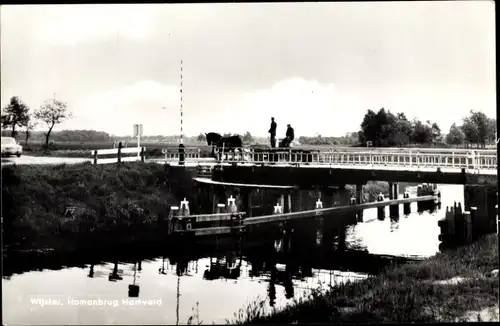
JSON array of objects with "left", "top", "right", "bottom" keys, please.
[
  {"left": 128, "top": 262, "right": 140, "bottom": 298},
  {"left": 88, "top": 264, "right": 94, "bottom": 278},
  {"left": 108, "top": 261, "right": 123, "bottom": 282},
  {"left": 176, "top": 275, "right": 180, "bottom": 326},
  {"left": 2, "top": 185, "right": 464, "bottom": 325},
  {"left": 390, "top": 215, "right": 400, "bottom": 232}
]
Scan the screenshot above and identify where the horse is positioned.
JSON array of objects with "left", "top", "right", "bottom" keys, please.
[{"left": 205, "top": 132, "right": 244, "bottom": 159}]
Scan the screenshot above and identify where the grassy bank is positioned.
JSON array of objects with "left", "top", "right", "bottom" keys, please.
[
  {"left": 1, "top": 162, "right": 197, "bottom": 253},
  {"left": 228, "top": 234, "right": 498, "bottom": 323}
]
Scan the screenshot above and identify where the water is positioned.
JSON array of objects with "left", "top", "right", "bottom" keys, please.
[{"left": 2, "top": 185, "right": 464, "bottom": 325}]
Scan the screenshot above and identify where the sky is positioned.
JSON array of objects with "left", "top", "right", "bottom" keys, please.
[{"left": 0, "top": 2, "right": 496, "bottom": 137}]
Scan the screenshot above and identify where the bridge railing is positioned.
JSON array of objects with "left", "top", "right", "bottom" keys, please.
[
  {"left": 162, "top": 147, "right": 202, "bottom": 162},
  {"left": 214, "top": 148, "right": 497, "bottom": 172}
]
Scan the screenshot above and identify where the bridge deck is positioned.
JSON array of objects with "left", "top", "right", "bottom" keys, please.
[{"left": 166, "top": 161, "right": 496, "bottom": 176}]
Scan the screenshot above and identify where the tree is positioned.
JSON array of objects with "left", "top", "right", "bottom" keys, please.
[
  {"left": 1, "top": 96, "right": 29, "bottom": 137},
  {"left": 430, "top": 122, "right": 442, "bottom": 144},
  {"left": 359, "top": 108, "right": 411, "bottom": 147},
  {"left": 24, "top": 113, "right": 38, "bottom": 145},
  {"left": 242, "top": 131, "right": 254, "bottom": 144},
  {"left": 34, "top": 97, "right": 72, "bottom": 148},
  {"left": 460, "top": 117, "right": 479, "bottom": 147},
  {"left": 445, "top": 123, "right": 465, "bottom": 147},
  {"left": 486, "top": 118, "right": 496, "bottom": 144},
  {"left": 461, "top": 110, "right": 494, "bottom": 148},
  {"left": 469, "top": 110, "right": 490, "bottom": 147},
  {"left": 359, "top": 109, "right": 378, "bottom": 145},
  {"left": 410, "top": 120, "right": 433, "bottom": 145},
  {"left": 196, "top": 133, "right": 206, "bottom": 142}
]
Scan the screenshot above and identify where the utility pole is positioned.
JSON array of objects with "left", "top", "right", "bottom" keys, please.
[{"left": 180, "top": 59, "right": 183, "bottom": 145}]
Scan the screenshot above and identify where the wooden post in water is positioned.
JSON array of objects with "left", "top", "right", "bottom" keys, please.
[
  {"left": 403, "top": 190, "right": 411, "bottom": 215},
  {"left": 356, "top": 184, "right": 364, "bottom": 221},
  {"left": 469, "top": 207, "right": 478, "bottom": 241},
  {"left": 93, "top": 150, "right": 98, "bottom": 165},
  {"left": 416, "top": 184, "right": 424, "bottom": 212},
  {"left": 117, "top": 141, "right": 122, "bottom": 164},
  {"left": 389, "top": 183, "right": 399, "bottom": 218},
  {"left": 463, "top": 211, "right": 473, "bottom": 245},
  {"left": 377, "top": 193, "right": 385, "bottom": 220}
]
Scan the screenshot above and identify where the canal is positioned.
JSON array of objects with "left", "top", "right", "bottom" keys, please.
[{"left": 2, "top": 184, "right": 464, "bottom": 325}]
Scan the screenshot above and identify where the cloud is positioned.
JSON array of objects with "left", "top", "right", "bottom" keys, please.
[
  {"left": 33, "top": 4, "right": 157, "bottom": 46},
  {"left": 63, "top": 80, "right": 180, "bottom": 136},
  {"left": 233, "top": 77, "right": 362, "bottom": 137}
]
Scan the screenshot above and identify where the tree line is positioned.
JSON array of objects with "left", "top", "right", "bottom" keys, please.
[
  {"left": 1, "top": 96, "right": 72, "bottom": 147},
  {"left": 357, "top": 108, "right": 496, "bottom": 148},
  {"left": 2, "top": 94, "right": 495, "bottom": 149}
]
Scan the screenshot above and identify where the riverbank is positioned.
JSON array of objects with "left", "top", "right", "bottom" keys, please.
[
  {"left": 1, "top": 162, "right": 197, "bottom": 254},
  {"left": 1, "top": 161, "right": 415, "bottom": 254},
  {"left": 231, "top": 233, "right": 498, "bottom": 323}
]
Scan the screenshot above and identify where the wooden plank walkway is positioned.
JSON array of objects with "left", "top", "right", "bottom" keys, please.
[
  {"left": 193, "top": 177, "right": 299, "bottom": 189},
  {"left": 242, "top": 195, "right": 435, "bottom": 226}
]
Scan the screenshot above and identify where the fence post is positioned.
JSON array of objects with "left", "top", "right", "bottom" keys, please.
[
  {"left": 464, "top": 211, "right": 472, "bottom": 244},
  {"left": 140, "top": 146, "right": 145, "bottom": 163},
  {"left": 179, "top": 144, "right": 185, "bottom": 166},
  {"left": 93, "top": 150, "right": 98, "bottom": 165},
  {"left": 117, "top": 141, "right": 122, "bottom": 164}
]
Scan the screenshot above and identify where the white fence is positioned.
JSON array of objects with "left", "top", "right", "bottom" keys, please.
[{"left": 92, "top": 147, "right": 145, "bottom": 164}]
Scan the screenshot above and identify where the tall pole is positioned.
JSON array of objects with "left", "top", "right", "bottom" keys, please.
[{"left": 180, "top": 59, "right": 183, "bottom": 145}]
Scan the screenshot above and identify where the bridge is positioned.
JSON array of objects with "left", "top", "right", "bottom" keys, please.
[{"left": 158, "top": 146, "right": 497, "bottom": 186}]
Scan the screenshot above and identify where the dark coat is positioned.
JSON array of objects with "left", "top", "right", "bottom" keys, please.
[
  {"left": 286, "top": 127, "right": 294, "bottom": 140},
  {"left": 269, "top": 121, "right": 277, "bottom": 135}
]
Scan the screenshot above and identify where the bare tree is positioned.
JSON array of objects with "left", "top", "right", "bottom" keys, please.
[
  {"left": 24, "top": 113, "right": 38, "bottom": 146},
  {"left": 34, "top": 97, "right": 73, "bottom": 148}
]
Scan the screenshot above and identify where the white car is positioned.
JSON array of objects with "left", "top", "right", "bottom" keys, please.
[{"left": 1, "top": 137, "right": 22, "bottom": 157}]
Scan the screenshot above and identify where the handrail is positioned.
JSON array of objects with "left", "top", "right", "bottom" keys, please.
[
  {"left": 208, "top": 148, "right": 497, "bottom": 172},
  {"left": 151, "top": 145, "right": 497, "bottom": 174}
]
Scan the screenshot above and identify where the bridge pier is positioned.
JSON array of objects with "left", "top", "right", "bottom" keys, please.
[
  {"left": 291, "top": 190, "right": 301, "bottom": 212},
  {"left": 286, "top": 191, "right": 292, "bottom": 213},
  {"left": 241, "top": 188, "right": 253, "bottom": 217},
  {"left": 356, "top": 183, "right": 364, "bottom": 222},
  {"left": 322, "top": 187, "right": 335, "bottom": 208},
  {"left": 334, "top": 187, "right": 350, "bottom": 207}
]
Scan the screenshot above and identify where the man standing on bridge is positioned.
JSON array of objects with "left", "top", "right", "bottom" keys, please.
[
  {"left": 269, "top": 117, "right": 277, "bottom": 148},
  {"left": 284, "top": 124, "right": 294, "bottom": 147}
]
